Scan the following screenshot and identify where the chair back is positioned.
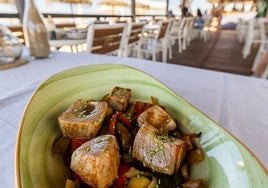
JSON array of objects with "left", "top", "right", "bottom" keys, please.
[
  {"left": 127, "top": 22, "right": 145, "bottom": 45},
  {"left": 179, "top": 17, "right": 187, "bottom": 32},
  {"left": 86, "top": 23, "right": 127, "bottom": 57},
  {"left": 121, "top": 22, "right": 145, "bottom": 57},
  {"left": 157, "top": 20, "right": 173, "bottom": 40},
  {"left": 157, "top": 21, "right": 169, "bottom": 40}
]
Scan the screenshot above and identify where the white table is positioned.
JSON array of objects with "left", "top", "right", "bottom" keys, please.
[{"left": 1, "top": 50, "right": 268, "bottom": 188}]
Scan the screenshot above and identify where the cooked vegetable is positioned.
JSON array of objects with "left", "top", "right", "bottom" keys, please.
[
  {"left": 127, "top": 176, "right": 151, "bottom": 188},
  {"left": 65, "top": 179, "right": 79, "bottom": 188},
  {"left": 187, "top": 149, "right": 205, "bottom": 166},
  {"left": 118, "top": 112, "right": 132, "bottom": 129},
  {"left": 181, "top": 163, "right": 190, "bottom": 180},
  {"left": 108, "top": 111, "right": 118, "bottom": 135},
  {"left": 70, "top": 138, "right": 88, "bottom": 153},
  {"left": 134, "top": 101, "right": 144, "bottom": 118},
  {"left": 124, "top": 167, "right": 152, "bottom": 179},
  {"left": 125, "top": 105, "right": 135, "bottom": 121},
  {"left": 122, "top": 154, "right": 138, "bottom": 164},
  {"left": 150, "top": 96, "right": 158, "bottom": 105},
  {"left": 116, "top": 122, "right": 132, "bottom": 152},
  {"left": 181, "top": 179, "right": 204, "bottom": 188},
  {"left": 53, "top": 136, "right": 70, "bottom": 154},
  {"left": 148, "top": 176, "right": 157, "bottom": 188},
  {"left": 115, "top": 163, "right": 131, "bottom": 187},
  {"left": 182, "top": 133, "right": 202, "bottom": 151}
]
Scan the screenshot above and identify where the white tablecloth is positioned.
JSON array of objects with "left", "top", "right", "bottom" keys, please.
[{"left": 1, "top": 50, "right": 268, "bottom": 188}]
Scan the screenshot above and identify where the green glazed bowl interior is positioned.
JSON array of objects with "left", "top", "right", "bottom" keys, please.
[{"left": 15, "top": 64, "right": 268, "bottom": 188}]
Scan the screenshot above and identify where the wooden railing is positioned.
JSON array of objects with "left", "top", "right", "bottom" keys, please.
[{"left": 0, "top": 13, "right": 167, "bottom": 23}]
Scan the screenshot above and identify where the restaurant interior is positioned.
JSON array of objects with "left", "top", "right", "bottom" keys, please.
[{"left": 0, "top": 0, "right": 268, "bottom": 188}]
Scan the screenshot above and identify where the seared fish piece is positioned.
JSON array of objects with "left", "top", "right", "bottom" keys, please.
[
  {"left": 137, "top": 105, "right": 176, "bottom": 132},
  {"left": 71, "top": 135, "right": 120, "bottom": 188},
  {"left": 58, "top": 99, "right": 107, "bottom": 139},
  {"left": 107, "top": 86, "right": 131, "bottom": 111},
  {"left": 132, "top": 124, "right": 186, "bottom": 175}
]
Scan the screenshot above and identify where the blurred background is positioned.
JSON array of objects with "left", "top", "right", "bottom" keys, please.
[{"left": 0, "top": 0, "right": 259, "bottom": 27}]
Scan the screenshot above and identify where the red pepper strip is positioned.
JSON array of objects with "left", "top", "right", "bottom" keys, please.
[
  {"left": 118, "top": 112, "right": 131, "bottom": 129},
  {"left": 70, "top": 138, "right": 89, "bottom": 180},
  {"left": 109, "top": 111, "right": 118, "bottom": 135},
  {"left": 115, "top": 163, "right": 131, "bottom": 188},
  {"left": 144, "top": 102, "right": 153, "bottom": 110},
  {"left": 72, "top": 172, "right": 81, "bottom": 181},
  {"left": 71, "top": 138, "right": 88, "bottom": 153},
  {"left": 135, "top": 101, "right": 144, "bottom": 118}
]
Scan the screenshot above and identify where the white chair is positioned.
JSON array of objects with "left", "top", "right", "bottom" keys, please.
[
  {"left": 200, "top": 17, "right": 212, "bottom": 43},
  {"left": 54, "top": 23, "right": 82, "bottom": 53},
  {"left": 242, "top": 18, "right": 262, "bottom": 59},
  {"left": 236, "top": 18, "right": 247, "bottom": 44},
  {"left": 86, "top": 23, "right": 127, "bottom": 57},
  {"left": 168, "top": 18, "right": 187, "bottom": 55},
  {"left": 185, "top": 17, "right": 196, "bottom": 46},
  {"left": 122, "top": 22, "right": 145, "bottom": 57},
  {"left": 137, "top": 21, "right": 172, "bottom": 63}
]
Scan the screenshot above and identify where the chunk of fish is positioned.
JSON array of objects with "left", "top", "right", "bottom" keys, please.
[
  {"left": 58, "top": 99, "right": 107, "bottom": 139},
  {"left": 71, "top": 135, "right": 120, "bottom": 188},
  {"left": 132, "top": 124, "right": 186, "bottom": 175},
  {"left": 107, "top": 86, "right": 131, "bottom": 111},
  {"left": 137, "top": 105, "right": 177, "bottom": 132}
]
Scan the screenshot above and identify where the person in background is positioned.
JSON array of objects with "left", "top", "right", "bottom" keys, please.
[
  {"left": 194, "top": 8, "right": 204, "bottom": 29},
  {"left": 211, "top": 1, "right": 224, "bottom": 29},
  {"left": 179, "top": 4, "right": 192, "bottom": 17},
  {"left": 168, "top": 10, "right": 175, "bottom": 18},
  {"left": 202, "top": 10, "right": 212, "bottom": 22},
  {"left": 197, "top": 8, "right": 202, "bottom": 18}
]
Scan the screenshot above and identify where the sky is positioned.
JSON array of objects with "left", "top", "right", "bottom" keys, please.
[
  {"left": 0, "top": 0, "right": 256, "bottom": 24},
  {"left": 0, "top": 0, "right": 213, "bottom": 15}
]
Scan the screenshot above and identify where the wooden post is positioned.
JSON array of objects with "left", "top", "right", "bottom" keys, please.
[
  {"left": 15, "top": 0, "right": 24, "bottom": 22},
  {"left": 131, "top": 0, "right": 136, "bottom": 22}
]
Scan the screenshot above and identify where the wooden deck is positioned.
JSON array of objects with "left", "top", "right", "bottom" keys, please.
[{"left": 165, "top": 29, "right": 258, "bottom": 76}]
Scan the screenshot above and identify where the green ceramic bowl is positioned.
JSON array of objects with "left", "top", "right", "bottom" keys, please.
[{"left": 15, "top": 64, "right": 267, "bottom": 188}]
